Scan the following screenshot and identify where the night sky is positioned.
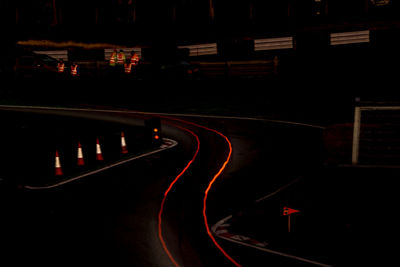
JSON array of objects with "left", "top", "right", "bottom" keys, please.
[{"left": 8, "top": 1, "right": 398, "bottom": 30}]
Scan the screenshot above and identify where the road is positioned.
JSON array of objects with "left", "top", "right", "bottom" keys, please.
[
  {"left": 0, "top": 105, "right": 324, "bottom": 267},
  {"left": 159, "top": 114, "right": 323, "bottom": 267}
]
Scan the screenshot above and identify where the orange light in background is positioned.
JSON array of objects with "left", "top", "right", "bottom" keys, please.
[
  {"left": 154, "top": 135, "right": 159, "bottom": 140},
  {"left": 154, "top": 128, "right": 159, "bottom": 133}
]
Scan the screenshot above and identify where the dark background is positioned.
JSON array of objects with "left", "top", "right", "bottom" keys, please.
[{"left": 2, "top": 0, "right": 399, "bottom": 43}]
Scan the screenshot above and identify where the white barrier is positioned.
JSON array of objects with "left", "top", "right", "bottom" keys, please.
[
  {"left": 352, "top": 105, "right": 400, "bottom": 165},
  {"left": 177, "top": 43, "right": 217, "bottom": 57},
  {"left": 34, "top": 50, "right": 68, "bottom": 61},
  {"left": 254, "top": 37, "right": 294, "bottom": 51},
  {"left": 330, "top": 30, "right": 370, "bottom": 46}
]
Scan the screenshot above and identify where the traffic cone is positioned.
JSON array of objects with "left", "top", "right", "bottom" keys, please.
[
  {"left": 121, "top": 131, "right": 128, "bottom": 154},
  {"left": 55, "top": 150, "right": 63, "bottom": 176},
  {"left": 96, "top": 138, "right": 104, "bottom": 161},
  {"left": 77, "top": 142, "right": 85, "bottom": 166}
]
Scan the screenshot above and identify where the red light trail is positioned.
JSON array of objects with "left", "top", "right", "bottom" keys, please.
[
  {"left": 158, "top": 124, "right": 200, "bottom": 267},
  {"left": 184, "top": 120, "right": 242, "bottom": 267},
  {"left": 157, "top": 117, "right": 241, "bottom": 267},
  {"left": 201, "top": 129, "right": 241, "bottom": 267}
]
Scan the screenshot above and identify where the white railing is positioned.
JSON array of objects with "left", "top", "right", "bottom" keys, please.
[
  {"left": 34, "top": 50, "right": 68, "bottom": 61},
  {"left": 330, "top": 30, "right": 370, "bottom": 46},
  {"left": 254, "top": 37, "right": 294, "bottom": 51}
]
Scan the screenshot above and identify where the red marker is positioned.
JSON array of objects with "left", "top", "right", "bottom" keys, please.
[
  {"left": 283, "top": 206, "right": 300, "bottom": 216},
  {"left": 283, "top": 206, "right": 300, "bottom": 233}
]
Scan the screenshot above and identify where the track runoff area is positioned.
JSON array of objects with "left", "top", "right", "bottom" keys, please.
[{"left": 0, "top": 105, "right": 326, "bottom": 267}]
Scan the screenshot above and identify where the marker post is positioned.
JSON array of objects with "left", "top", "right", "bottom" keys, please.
[{"left": 283, "top": 206, "right": 300, "bottom": 233}]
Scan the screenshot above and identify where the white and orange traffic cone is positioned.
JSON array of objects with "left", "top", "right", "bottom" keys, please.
[
  {"left": 121, "top": 131, "right": 128, "bottom": 154},
  {"left": 77, "top": 142, "right": 85, "bottom": 166},
  {"left": 55, "top": 150, "right": 63, "bottom": 176},
  {"left": 96, "top": 138, "right": 104, "bottom": 161}
]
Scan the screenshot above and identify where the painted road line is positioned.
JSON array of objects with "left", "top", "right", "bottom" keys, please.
[
  {"left": 255, "top": 176, "right": 302, "bottom": 203},
  {"left": 25, "top": 138, "right": 178, "bottom": 190},
  {"left": 217, "top": 234, "right": 332, "bottom": 267},
  {"left": 140, "top": 111, "right": 325, "bottom": 129},
  {"left": 0, "top": 105, "right": 325, "bottom": 129},
  {"left": 2, "top": 105, "right": 237, "bottom": 265},
  {"left": 212, "top": 215, "right": 233, "bottom": 233},
  {"left": 212, "top": 176, "right": 302, "bottom": 232},
  {"left": 212, "top": 176, "right": 332, "bottom": 267},
  {"left": 1, "top": 105, "right": 323, "bottom": 265},
  {"left": 214, "top": 222, "right": 331, "bottom": 267},
  {"left": 213, "top": 218, "right": 268, "bottom": 248},
  {"left": 164, "top": 117, "right": 242, "bottom": 267}
]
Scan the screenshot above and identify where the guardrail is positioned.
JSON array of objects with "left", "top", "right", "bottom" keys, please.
[
  {"left": 330, "top": 30, "right": 370, "bottom": 46},
  {"left": 34, "top": 50, "right": 68, "bottom": 61},
  {"left": 193, "top": 60, "right": 275, "bottom": 79},
  {"left": 228, "top": 60, "right": 274, "bottom": 77},
  {"left": 177, "top": 43, "right": 218, "bottom": 57},
  {"left": 254, "top": 37, "right": 294, "bottom": 51}
]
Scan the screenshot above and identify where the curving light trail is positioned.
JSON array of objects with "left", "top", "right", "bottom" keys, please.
[
  {"left": 157, "top": 116, "right": 241, "bottom": 267},
  {"left": 158, "top": 125, "right": 200, "bottom": 267},
  {"left": 201, "top": 130, "right": 241, "bottom": 267},
  {"left": 183, "top": 120, "right": 242, "bottom": 267},
  {"left": 0, "top": 105, "right": 240, "bottom": 266}
]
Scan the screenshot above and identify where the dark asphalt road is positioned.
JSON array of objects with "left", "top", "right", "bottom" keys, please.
[
  {"left": 0, "top": 109, "right": 156, "bottom": 186},
  {"left": 0, "top": 107, "right": 191, "bottom": 267},
  {"left": 0, "top": 106, "right": 347, "bottom": 267},
  {"left": 167, "top": 116, "right": 324, "bottom": 267}
]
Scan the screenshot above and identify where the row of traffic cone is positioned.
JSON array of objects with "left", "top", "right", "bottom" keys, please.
[{"left": 55, "top": 132, "right": 128, "bottom": 176}]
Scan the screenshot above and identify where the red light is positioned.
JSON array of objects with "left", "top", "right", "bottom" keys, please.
[
  {"left": 157, "top": 116, "right": 241, "bottom": 267},
  {"left": 158, "top": 125, "right": 200, "bottom": 267},
  {"left": 283, "top": 207, "right": 300, "bottom": 216},
  {"left": 200, "top": 127, "right": 240, "bottom": 267},
  {"left": 154, "top": 135, "right": 159, "bottom": 140}
]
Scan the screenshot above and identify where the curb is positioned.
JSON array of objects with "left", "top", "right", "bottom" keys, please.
[
  {"left": 24, "top": 138, "right": 178, "bottom": 190},
  {"left": 211, "top": 176, "right": 333, "bottom": 267},
  {"left": 212, "top": 215, "right": 268, "bottom": 249}
]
